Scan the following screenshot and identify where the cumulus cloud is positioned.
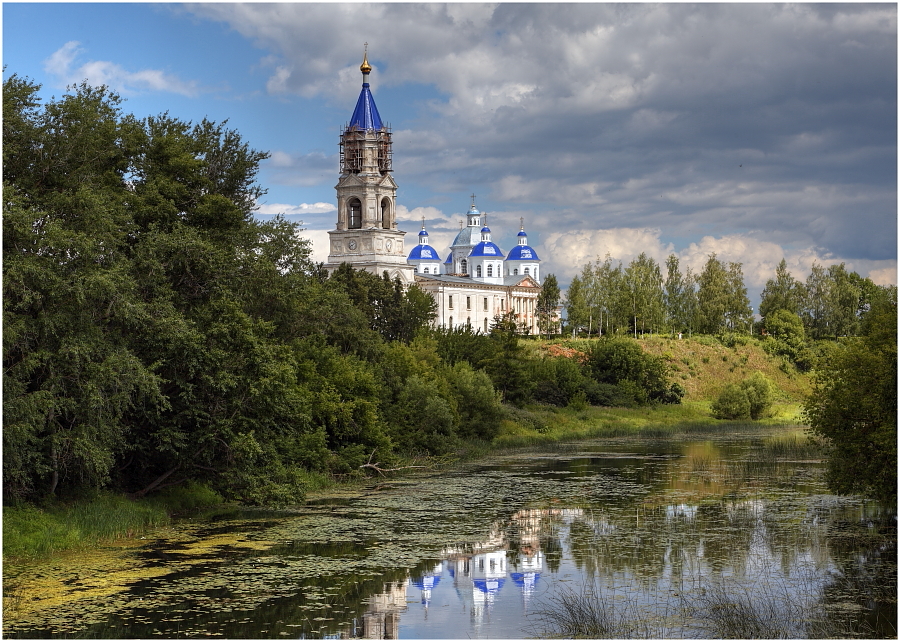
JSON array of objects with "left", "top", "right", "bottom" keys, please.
[
  {"left": 256, "top": 202, "right": 336, "bottom": 216},
  {"left": 44, "top": 41, "right": 200, "bottom": 96}
]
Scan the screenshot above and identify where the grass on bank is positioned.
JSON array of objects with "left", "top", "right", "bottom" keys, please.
[{"left": 3, "top": 482, "right": 224, "bottom": 562}]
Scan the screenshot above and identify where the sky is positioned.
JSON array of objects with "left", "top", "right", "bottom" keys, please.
[{"left": 4, "top": 3, "right": 897, "bottom": 309}]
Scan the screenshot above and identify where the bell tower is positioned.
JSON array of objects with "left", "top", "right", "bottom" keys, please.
[{"left": 325, "top": 46, "right": 414, "bottom": 285}]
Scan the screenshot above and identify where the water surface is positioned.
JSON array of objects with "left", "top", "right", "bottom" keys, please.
[{"left": 4, "top": 426, "right": 895, "bottom": 638}]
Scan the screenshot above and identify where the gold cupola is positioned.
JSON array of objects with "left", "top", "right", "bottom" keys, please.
[{"left": 360, "top": 44, "right": 372, "bottom": 75}]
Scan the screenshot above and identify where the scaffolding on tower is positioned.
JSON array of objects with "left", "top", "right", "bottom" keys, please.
[{"left": 340, "top": 124, "right": 392, "bottom": 174}]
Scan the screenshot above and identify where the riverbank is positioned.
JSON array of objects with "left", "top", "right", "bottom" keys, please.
[{"left": 3, "top": 397, "right": 807, "bottom": 564}]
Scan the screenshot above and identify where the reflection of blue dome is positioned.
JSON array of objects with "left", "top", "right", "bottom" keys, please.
[
  {"left": 408, "top": 244, "right": 440, "bottom": 260},
  {"left": 510, "top": 572, "right": 541, "bottom": 588},
  {"left": 473, "top": 578, "right": 506, "bottom": 594},
  {"left": 506, "top": 245, "right": 539, "bottom": 261},
  {"left": 469, "top": 241, "right": 505, "bottom": 258},
  {"left": 411, "top": 575, "right": 441, "bottom": 591}
]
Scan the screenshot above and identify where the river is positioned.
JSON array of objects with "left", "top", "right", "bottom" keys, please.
[{"left": 3, "top": 425, "right": 895, "bottom": 638}]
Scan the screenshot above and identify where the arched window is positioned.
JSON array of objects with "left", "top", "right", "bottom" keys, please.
[
  {"left": 381, "top": 198, "right": 391, "bottom": 229},
  {"left": 467, "top": 317, "right": 471, "bottom": 328},
  {"left": 461, "top": 259, "right": 468, "bottom": 274},
  {"left": 423, "top": 267, "right": 429, "bottom": 274},
  {"left": 514, "top": 268, "right": 518, "bottom": 275},
  {"left": 487, "top": 264, "right": 493, "bottom": 277},
  {"left": 484, "top": 318, "right": 488, "bottom": 332},
  {"left": 449, "top": 316, "right": 453, "bottom": 328},
  {"left": 524, "top": 267, "right": 530, "bottom": 275},
  {"left": 348, "top": 198, "right": 362, "bottom": 229},
  {"left": 476, "top": 265, "right": 482, "bottom": 278}
]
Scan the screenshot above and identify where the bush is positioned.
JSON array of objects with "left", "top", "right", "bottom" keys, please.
[
  {"left": 711, "top": 384, "right": 751, "bottom": 419},
  {"left": 582, "top": 380, "right": 637, "bottom": 407},
  {"left": 742, "top": 372, "right": 775, "bottom": 420},
  {"left": 445, "top": 361, "right": 503, "bottom": 441},
  {"left": 586, "top": 339, "right": 671, "bottom": 405}
]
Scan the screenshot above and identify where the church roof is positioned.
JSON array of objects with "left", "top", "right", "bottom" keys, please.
[
  {"left": 469, "top": 240, "right": 505, "bottom": 258},
  {"left": 450, "top": 225, "right": 480, "bottom": 249},
  {"left": 415, "top": 274, "right": 539, "bottom": 288},
  {"left": 408, "top": 244, "right": 441, "bottom": 261},
  {"left": 506, "top": 245, "right": 540, "bottom": 261},
  {"left": 348, "top": 83, "right": 383, "bottom": 131}
]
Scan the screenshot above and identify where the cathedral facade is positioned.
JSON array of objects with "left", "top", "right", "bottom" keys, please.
[{"left": 324, "top": 51, "right": 544, "bottom": 333}]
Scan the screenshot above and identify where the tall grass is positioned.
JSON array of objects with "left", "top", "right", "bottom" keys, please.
[
  {"left": 530, "top": 573, "right": 883, "bottom": 639},
  {"left": 3, "top": 482, "right": 223, "bottom": 561}
]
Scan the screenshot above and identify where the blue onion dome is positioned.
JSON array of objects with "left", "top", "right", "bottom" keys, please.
[
  {"left": 408, "top": 244, "right": 440, "bottom": 260},
  {"left": 469, "top": 240, "right": 504, "bottom": 258},
  {"left": 506, "top": 244, "right": 539, "bottom": 261},
  {"left": 409, "top": 220, "right": 440, "bottom": 261},
  {"left": 444, "top": 252, "right": 452, "bottom": 264},
  {"left": 507, "top": 220, "right": 540, "bottom": 261}
]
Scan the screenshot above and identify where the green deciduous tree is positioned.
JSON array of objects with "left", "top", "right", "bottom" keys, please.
[
  {"left": 804, "top": 286, "right": 897, "bottom": 505},
  {"left": 564, "top": 275, "right": 588, "bottom": 337},
  {"left": 759, "top": 258, "right": 805, "bottom": 319},
  {"left": 537, "top": 273, "right": 561, "bottom": 338}
]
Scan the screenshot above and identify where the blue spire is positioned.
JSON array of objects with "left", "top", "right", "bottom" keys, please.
[{"left": 349, "top": 83, "right": 383, "bottom": 131}]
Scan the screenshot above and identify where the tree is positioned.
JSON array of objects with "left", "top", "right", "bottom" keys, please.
[
  {"left": 664, "top": 254, "right": 686, "bottom": 334},
  {"left": 564, "top": 275, "right": 588, "bottom": 337},
  {"left": 804, "top": 286, "right": 897, "bottom": 505},
  {"left": 801, "top": 263, "right": 830, "bottom": 339},
  {"left": 484, "top": 313, "right": 534, "bottom": 406},
  {"left": 696, "top": 253, "right": 730, "bottom": 334},
  {"left": 536, "top": 273, "right": 561, "bottom": 338},
  {"left": 624, "top": 253, "right": 664, "bottom": 337},
  {"left": 759, "top": 258, "right": 805, "bottom": 319},
  {"left": 824, "top": 263, "right": 861, "bottom": 338},
  {"left": 724, "top": 261, "right": 753, "bottom": 333}
]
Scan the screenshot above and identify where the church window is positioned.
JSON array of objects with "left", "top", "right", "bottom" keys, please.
[
  {"left": 449, "top": 295, "right": 454, "bottom": 309},
  {"left": 423, "top": 267, "right": 429, "bottom": 274},
  {"left": 483, "top": 297, "right": 488, "bottom": 311},
  {"left": 466, "top": 296, "right": 471, "bottom": 310},
  {"left": 484, "top": 318, "right": 488, "bottom": 332},
  {"left": 449, "top": 316, "right": 453, "bottom": 327},
  {"left": 381, "top": 198, "right": 391, "bottom": 229},
  {"left": 461, "top": 259, "right": 468, "bottom": 274},
  {"left": 476, "top": 265, "right": 482, "bottom": 278},
  {"left": 501, "top": 299, "right": 505, "bottom": 310},
  {"left": 524, "top": 267, "right": 530, "bottom": 275},
  {"left": 348, "top": 198, "right": 362, "bottom": 229},
  {"left": 487, "top": 264, "right": 493, "bottom": 277},
  {"left": 514, "top": 268, "right": 518, "bottom": 275},
  {"left": 467, "top": 317, "right": 471, "bottom": 328}
]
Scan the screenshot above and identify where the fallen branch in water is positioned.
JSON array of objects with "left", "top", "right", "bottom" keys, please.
[{"left": 359, "top": 449, "right": 430, "bottom": 476}]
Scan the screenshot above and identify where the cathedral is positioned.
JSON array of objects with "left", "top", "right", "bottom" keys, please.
[{"left": 324, "top": 49, "right": 544, "bottom": 334}]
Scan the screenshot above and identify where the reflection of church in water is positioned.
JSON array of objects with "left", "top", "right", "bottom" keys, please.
[
  {"left": 344, "top": 507, "right": 582, "bottom": 639},
  {"left": 323, "top": 49, "right": 545, "bottom": 334}
]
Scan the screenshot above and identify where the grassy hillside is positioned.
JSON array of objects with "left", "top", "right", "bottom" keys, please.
[{"left": 531, "top": 335, "right": 811, "bottom": 415}]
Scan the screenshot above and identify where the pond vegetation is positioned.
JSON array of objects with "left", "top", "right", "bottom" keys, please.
[{"left": 3, "top": 426, "right": 895, "bottom": 639}]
